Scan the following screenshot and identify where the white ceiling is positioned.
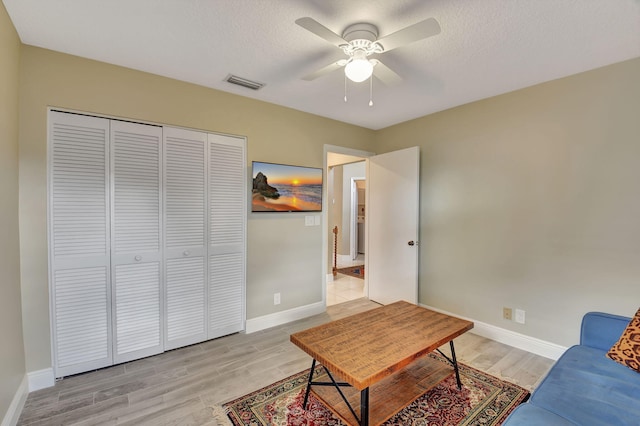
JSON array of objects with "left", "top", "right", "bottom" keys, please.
[{"left": 4, "top": 0, "right": 640, "bottom": 130}]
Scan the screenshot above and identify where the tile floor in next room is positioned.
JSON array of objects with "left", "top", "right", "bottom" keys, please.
[
  {"left": 327, "top": 253, "right": 365, "bottom": 306},
  {"left": 17, "top": 298, "right": 555, "bottom": 426}
]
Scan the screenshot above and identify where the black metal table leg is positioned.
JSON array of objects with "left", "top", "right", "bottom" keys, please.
[
  {"left": 450, "top": 340, "right": 462, "bottom": 390},
  {"left": 302, "top": 359, "right": 316, "bottom": 409},
  {"left": 436, "top": 341, "right": 463, "bottom": 390},
  {"left": 360, "top": 387, "right": 369, "bottom": 426},
  {"left": 301, "top": 359, "right": 369, "bottom": 425}
]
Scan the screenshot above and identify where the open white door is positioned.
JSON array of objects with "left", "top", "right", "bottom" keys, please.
[{"left": 367, "top": 146, "right": 420, "bottom": 305}]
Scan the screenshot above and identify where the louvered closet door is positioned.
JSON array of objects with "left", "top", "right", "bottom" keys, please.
[
  {"left": 163, "top": 127, "right": 208, "bottom": 350},
  {"left": 110, "top": 121, "right": 163, "bottom": 364},
  {"left": 208, "top": 134, "right": 246, "bottom": 339},
  {"left": 49, "top": 111, "right": 113, "bottom": 378}
]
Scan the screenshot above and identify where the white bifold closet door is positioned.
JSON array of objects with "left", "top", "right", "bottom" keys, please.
[
  {"left": 208, "top": 134, "right": 246, "bottom": 339},
  {"left": 110, "top": 121, "right": 164, "bottom": 364},
  {"left": 162, "top": 129, "right": 247, "bottom": 345},
  {"left": 49, "top": 111, "right": 112, "bottom": 378},
  {"left": 163, "top": 127, "right": 208, "bottom": 350},
  {"left": 49, "top": 110, "right": 246, "bottom": 377}
]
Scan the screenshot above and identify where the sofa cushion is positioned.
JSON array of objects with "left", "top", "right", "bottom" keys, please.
[
  {"left": 606, "top": 307, "right": 640, "bottom": 373},
  {"left": 581, "top": 312, "right": 633, "bottom": 351},
  {"left": 503, "top": 404, "right": 577, "bottom": 425},
  {"left": 530, "top": 345, "right": 640, "bottom": 425}
]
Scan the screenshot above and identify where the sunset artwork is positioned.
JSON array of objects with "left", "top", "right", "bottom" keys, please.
[{"left": 252, "top": 162, "right": 322, "bottom": 212}]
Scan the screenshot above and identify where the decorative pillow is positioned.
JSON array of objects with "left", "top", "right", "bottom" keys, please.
[{"left": 606, "top": 308, "right": 640, "bottom": 373}]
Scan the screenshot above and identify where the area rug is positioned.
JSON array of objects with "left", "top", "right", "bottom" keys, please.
[
  {"left": 335, "top": 265, "right": 364, "bottom": 279},
  {"left": 223, "top": 354, "right": 529, "bottom": 425}
]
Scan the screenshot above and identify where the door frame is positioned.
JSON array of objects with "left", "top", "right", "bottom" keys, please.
[{"left": 323, "top": 145, "right": 374, "bottom": 306}]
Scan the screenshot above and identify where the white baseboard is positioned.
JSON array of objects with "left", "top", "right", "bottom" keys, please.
[
  {"left": 27, "top": 368, "right": 55, "bottom": 392},
  {"left": 326, "top": 273, "right": 334, "bottom": 282},
  {"left": 422, "top": 304, "right": 567, "bottom": 360},
  {"left": 245, "top": 300, "right": 566, "bottom": 359},
  {"left": 245, "top": 301, "right": 326, "bottom": 334},
  {"left": 1, "top": 375, "right": 27, "bottom": 426}
]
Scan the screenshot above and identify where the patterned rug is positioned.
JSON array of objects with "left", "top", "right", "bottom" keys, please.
[
  {"left": 223, "top": 354, "right": 529, "bottom": 425},
  {"left": 335, "top": 265, "right": 364, "bottom": 279}
]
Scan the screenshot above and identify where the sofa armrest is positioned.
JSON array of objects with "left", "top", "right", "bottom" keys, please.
[{"left": 580, "top": 312, "right": 631, "bottom": 351}]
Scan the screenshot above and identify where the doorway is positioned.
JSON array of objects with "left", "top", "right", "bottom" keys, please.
[
  {"left": 322, "top": 144, "right": 421, "bottom": 307},
  {"left": 324, "top": 146, "right": 372, "bottom": 306},
  {"left": 327, "top": 161, "right": 366, "bottom": 306}
]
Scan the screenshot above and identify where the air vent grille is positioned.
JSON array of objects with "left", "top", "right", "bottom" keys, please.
[{"left": 224, "top": 74, "right": 265, "bottom": 91}]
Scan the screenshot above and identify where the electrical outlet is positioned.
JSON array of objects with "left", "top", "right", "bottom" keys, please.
[
  {"left": 515, "top": 309, "right": 526, "bottom": 324},
  {"left": 503, "top": 307, "right": 512, "bottom": 320},
  {"left": 274, "top": 292, "right": 281, "bottom": 305}
]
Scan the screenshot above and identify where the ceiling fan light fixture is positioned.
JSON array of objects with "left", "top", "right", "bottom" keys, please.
[{"left": 344, "top": 51, "right": 374, "bottom": 83}]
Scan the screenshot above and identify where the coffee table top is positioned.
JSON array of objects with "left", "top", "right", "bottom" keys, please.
[{"left": 290, "top": 301, "right": 474, "bottom": 390}]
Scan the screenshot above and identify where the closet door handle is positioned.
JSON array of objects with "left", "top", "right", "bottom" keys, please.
[
  {"left": 183, "top": 250, "right": 190, "bottom": 256},
  {"left": 134, "top": 255, "right": 142, "bottom": 262}
]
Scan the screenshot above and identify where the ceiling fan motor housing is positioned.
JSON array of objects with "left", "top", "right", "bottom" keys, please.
[
  {"left": 341, "top": 23, "right": 383, "bottom": 56},
  {"left": 342, "top": 23, "right": 378, "bottom": 42}
]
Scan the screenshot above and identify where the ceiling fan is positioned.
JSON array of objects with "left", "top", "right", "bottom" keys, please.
[{"left": 295, "top": 17, "right": 441, "bottom": 86}]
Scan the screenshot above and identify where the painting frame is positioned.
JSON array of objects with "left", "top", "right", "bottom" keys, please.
[{"left": 251, "top": 161, "right": 323, "bottom": 212}]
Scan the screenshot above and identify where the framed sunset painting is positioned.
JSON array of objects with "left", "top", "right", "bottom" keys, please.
[{"left": 251, "top": 161, "right": 323, "bottom": 212}]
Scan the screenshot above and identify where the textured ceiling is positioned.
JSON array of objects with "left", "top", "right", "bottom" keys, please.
[{"left": 4, "top": 0, "right": 640, "bottom": 130}]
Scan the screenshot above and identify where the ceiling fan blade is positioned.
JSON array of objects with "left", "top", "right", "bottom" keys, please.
[
  {"left": 302, "top": 60, "right": 346, "bottom": 81},
  {"left": 375, "top": 18, "right": 441, "bottom": 52},
  {"left": 295, "top": 17, "right": 347, "bottom": 47},
  {"left": 371, "top": 60, "right": 402, "bottom": 86}
]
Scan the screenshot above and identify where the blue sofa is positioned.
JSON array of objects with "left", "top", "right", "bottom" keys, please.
[{"left": 503, "top": 312, "right": 640, "bottom": 425}]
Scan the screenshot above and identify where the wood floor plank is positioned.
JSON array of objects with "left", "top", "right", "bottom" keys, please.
[
  {"left": 70, "top": 395, "right": 165, "bottom": 426},
  {"left": 58, "top": 367, "right": 160, "bottom": 404},
  {"left": 23, "top": 396, "right": 129, "bottom": 426}
]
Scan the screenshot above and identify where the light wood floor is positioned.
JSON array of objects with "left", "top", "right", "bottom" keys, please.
[{"left": 18, "top": 298, "right": 554, "bottom": 426}]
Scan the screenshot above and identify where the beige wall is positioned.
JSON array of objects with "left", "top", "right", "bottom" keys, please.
[
  {"left": 18, "top": 46, "right": 375, "bottom": 372},
  {"left": 375, "top": 58, "right": 640, "bottom": 347},
  {"left": 0, "top": 1, "right": 26, "bottom": 420}
]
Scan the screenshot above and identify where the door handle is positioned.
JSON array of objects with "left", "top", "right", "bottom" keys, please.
[{"left": 408, "top": 241, "right": 415, "bottom": 246}]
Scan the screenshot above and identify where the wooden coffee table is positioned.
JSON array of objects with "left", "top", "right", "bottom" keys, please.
[{"left": 290, "top": 301, "right": 474, "bottom": 426}]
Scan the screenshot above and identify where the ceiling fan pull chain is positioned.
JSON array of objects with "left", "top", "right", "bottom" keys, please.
[
  {"left": 369, "top": 75, "right": 374, "bottom": 107},
  {"left": 344, "top": 74, "right": 348, "bottom": 103}
]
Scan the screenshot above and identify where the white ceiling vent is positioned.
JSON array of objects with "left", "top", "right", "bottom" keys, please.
[{"left": 224, "top": 74, "right": 265, "bottom": 91}]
